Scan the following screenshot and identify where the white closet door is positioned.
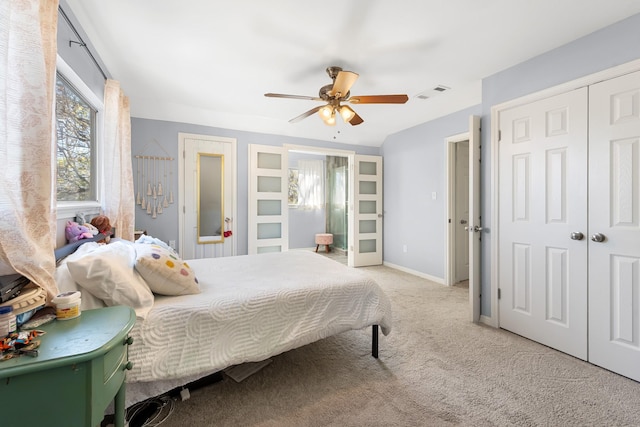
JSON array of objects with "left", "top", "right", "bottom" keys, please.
[
  {"left": 348, "top": 155, "right": 383, "bottom": 267},
  {"left": 588, "top": 70, "right": 640, "bottom": 381},
  {"left": 248, "top": 144, "right": 288, "bottom": 254},
  {"left": 498, "top": 88, "right": 589, "bottom": 360}
]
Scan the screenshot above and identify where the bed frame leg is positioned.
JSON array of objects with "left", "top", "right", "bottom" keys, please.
[{"left": 372, "top": 325, "right": 379, "bottom": 358}]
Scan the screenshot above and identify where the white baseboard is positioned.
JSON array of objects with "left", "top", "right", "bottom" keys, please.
[
  {"left": 382, "top": 261, "right": 445, "bottom": 285},
  {"left": 479, "top": 314, "right": 497, "bottom": 328}
]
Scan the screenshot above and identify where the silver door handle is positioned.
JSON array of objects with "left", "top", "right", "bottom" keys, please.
[
  {"left": 472, "top": 225, "right": 483, "bottom": 233},
  {"left": 591, "top": 233, "right": 605, "bottom": 243},
  {"left": 570, "top": 232, "right": 584, "bottom": 240},
  {"left": 460, "top": 219, "right": 467, "bottom": 224}
]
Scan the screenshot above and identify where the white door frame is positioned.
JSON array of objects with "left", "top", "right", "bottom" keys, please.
[{"left": 489, "top": 58, "right": 640, "bottom": 328}]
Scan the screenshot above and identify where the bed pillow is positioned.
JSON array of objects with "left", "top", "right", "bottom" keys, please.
[
  {"left": 55, "top": 242, "right": 106, "bottom": 310},
  {"left": 134, "top": 243, "right": 200, "bottom": 296},
  {"left": 66, "top": 241, "right": 154, "bottom": 318}
]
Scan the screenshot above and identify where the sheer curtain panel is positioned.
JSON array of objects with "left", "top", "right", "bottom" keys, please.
[
  {"left": 103, "top": 79, "right": 135, "bottom": 241},
  {"left": 0, "top": 0, "right": 60, "bottom": 302},
  {"left": 298, "top": 159, "right": 325, "bottom": 210}
]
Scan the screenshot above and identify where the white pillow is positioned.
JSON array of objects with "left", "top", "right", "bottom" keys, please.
[
  {"left": 134, "top": 243, "right": 200, "bottom": 296},
  {"left": 55, "top": 243, "right": 106, "bottom": 311},
  {"left": 66, "top": 241, "right": 154, "bottom": 319}
]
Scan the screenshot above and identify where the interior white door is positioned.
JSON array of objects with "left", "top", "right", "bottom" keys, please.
[
  {"left": 179, "top": 133, "right": 237, "bottom": 260},
  {"left": 455, "top": 140, "right": 470, "bottom": 282},
  {"left": 248, "top": 144, "right": 288, "bottom": 254},
  {"left": 468, "top": 115, "right": 481, "bottom": 323},
  {"left": 498, "top": 88, "right": 589, "bottom": 360},
  {"left": 588, "top": 70, "right": 640, "bottom": 381},
  {"left": 349, "top": 154, "right": 383, "bottom": 267}
]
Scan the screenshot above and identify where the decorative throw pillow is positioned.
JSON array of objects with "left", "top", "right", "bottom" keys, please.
[
  {"left": 66, "top": 241, "right": 154, "bottom": 319},
  {"left": 134, "top": 243, "right": 200, "bottom": 296}
]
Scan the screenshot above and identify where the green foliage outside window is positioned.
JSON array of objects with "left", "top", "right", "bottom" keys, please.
[{"left": 55, "top": 74, "right": 96, "bottom": 201}]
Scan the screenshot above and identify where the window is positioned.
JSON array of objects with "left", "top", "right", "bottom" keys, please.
[
  {"left": 288, "top": 168, "right": 299, "bottom": 206},
  {"left": 55, "top": 73, "right": 97, "bottom": 202}
]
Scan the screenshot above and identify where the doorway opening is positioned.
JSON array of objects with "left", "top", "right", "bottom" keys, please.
[
  {"left": 445, "top": 133, "right": 470, "bottom": 287},
  {"left": 286, "top": 145, "right": 353, "bottom": 259}
]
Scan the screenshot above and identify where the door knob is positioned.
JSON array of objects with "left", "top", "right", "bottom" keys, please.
[
  {"left": 570, "top": 232, "right": 584, "bottom": 241},
  {"left": 473, "top": 225, "right": 483, "bottom": 233},
  {"left": 591, "top": 233, "right": 605, "bottom": 243}
]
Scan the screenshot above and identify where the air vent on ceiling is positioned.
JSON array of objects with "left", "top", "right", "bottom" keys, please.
[{"left": 416, "top": 85, "right": 451, "bottom": 100}]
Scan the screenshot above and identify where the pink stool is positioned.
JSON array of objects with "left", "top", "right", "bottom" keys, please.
[{"left": 315, "top": 233, "right": 333, "bottom": 253}]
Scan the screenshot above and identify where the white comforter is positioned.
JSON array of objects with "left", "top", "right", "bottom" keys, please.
[{"left": 126, "top": 250, "right": 392, "bottom": 396}]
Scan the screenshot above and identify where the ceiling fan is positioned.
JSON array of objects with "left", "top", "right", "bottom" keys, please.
[{"left": 265, "top": 66, "right": 408, "bottom": 126}]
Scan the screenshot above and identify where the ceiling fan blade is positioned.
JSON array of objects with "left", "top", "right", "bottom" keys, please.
[
  {"left": 328, "top": 71, "right": 359, "bottom": 98},
  {"left": 348, "top": 111, "right": 364, "bottom": 126},
  {"left": 265, "top": 93, "right": 322, "bottom": 101},
  {"left": 289, "top": 105, "right": 323, "bottom": 123},
  {"left": 349, "top": 94, "right": 409, "bottom": 104}
]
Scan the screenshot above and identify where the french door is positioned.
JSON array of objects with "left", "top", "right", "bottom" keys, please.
[
  {"left": 248, "top": 144, "right": 288, "bottom": 254},
  {"left": 248, "top": 146, "right": 384, "bottom": 267},
  {"left": 349, "top": 155, "right": 383, "bottom": 267}
]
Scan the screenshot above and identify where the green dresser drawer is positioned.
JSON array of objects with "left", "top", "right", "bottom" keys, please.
[{"left": 0, "top": 306, "right": 136, "bottom": 427}]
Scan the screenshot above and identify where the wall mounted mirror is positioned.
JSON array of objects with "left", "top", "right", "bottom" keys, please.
[{"left": 198, "top": 153, "right": 224, "bottom": 244}]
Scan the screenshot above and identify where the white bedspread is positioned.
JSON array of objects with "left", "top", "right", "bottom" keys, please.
[{"left": 125, "top": 250, "right": 392, "bottom": 402}]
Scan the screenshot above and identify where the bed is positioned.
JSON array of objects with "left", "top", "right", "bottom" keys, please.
[{"left": 54, "top": 238, "right": 393, "bottom": 407}]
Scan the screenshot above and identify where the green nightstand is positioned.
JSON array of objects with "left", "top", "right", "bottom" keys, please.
[{"left": 0, "top": 305, "right": 136, "bottom": 427}]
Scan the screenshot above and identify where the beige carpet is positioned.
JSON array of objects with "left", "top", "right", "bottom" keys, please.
[{"left": 153, "top": 263, "right": 640, "bottom": 427}]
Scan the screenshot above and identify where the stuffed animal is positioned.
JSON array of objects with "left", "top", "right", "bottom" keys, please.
[
  {"left": 90, "top": 215, "right": 112, "bottom": 243},
  {"left": 65, "top": 221, "right": 93, "bottom": 243}
]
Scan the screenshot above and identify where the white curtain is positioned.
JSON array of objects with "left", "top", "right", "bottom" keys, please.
[
  {"left": 103, "top": 79, "right": 135, "bottom": 241},
  {"left": 0, "top": 0, "right": 59, "bottom": 302},
  {"left": 297, "top": 159, "right": 325, "bottom": 210}
]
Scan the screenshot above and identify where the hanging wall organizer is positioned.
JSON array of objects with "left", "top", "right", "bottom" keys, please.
[{"left": 135, "top": 140, "right": 174, "bottom": 219}]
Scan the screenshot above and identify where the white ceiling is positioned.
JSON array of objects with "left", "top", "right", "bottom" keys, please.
[{"left": 65, "top": 0, "right": 640, "bottom": 147}]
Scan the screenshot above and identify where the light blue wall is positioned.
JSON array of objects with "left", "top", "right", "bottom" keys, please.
[
  {"left": 381, "top": 105, "right": 481, "bottom": 278},
  {"left": 479, "top": 12, "right": 640, "bottom": 317},
  {"left": 131, "top": 118, "right": 378, "bottom": 255}
]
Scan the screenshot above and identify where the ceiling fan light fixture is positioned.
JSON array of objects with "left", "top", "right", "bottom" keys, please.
[
  {"left": 324, "top": 112, "right": 337, "bottom": 126},
  {"left": 339, "top": 105, "right": 356, "bottom": 122},
  {"left": 319, "top": 105, "right": 333, "bottom": 120}
]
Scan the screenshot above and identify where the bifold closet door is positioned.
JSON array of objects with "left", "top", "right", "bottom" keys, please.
[
  {"left": 498, "top": 88, "right": 589, "bottom": 360},
  {"left": 588, "top": 70, "right": 640, "bottom": 382}
]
